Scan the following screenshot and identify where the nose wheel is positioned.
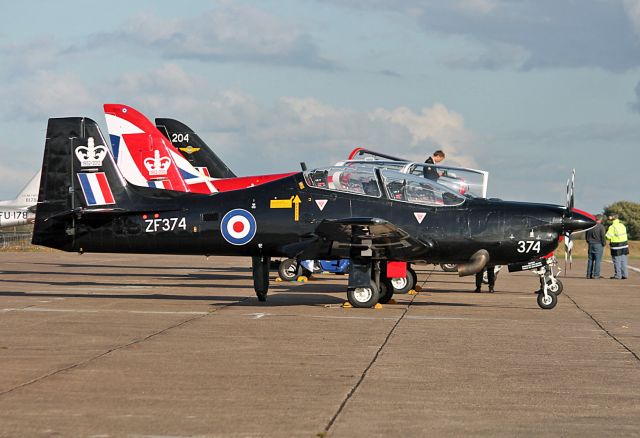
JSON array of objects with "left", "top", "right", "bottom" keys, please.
[
  {"left": 537, "top": 290, "right": 558, "bottom": 309},
  {"left": 533, "top": 260, "right": 560, "bottom": 309}
]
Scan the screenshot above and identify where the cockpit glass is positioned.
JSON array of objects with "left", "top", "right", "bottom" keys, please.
[
  {"left": 304, "top": 166, "right": 381, "bottom": 197},
  {"left": 381, "top": 169, "right": 465, "bottom": 207},
  {"left": 406, "top": 164, "right": 487, "bottom": 198}
]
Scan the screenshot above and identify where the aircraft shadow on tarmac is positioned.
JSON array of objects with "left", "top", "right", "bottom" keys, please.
[
  {"left": 24, "top": 262, "right": 251, "bottom": 272},
  {"left": 28, "top": 261, "right": 253, "bottom": 272},
  {"left": 0, "top": 270, "right": 252, "bottom": 281},
  {"left": 0, "top": 287, "right": 539, "bottom": 310}
]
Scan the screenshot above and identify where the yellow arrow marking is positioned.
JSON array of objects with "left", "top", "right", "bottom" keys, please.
[
  {"left": 270, "top": 196, "right": 294, "bottom": 209},
  {"left": 269, "top": 195, "right": 301, "bottom": 222},
  {"left": 292, "top": 195, "right": 301, "bottom": 222}
]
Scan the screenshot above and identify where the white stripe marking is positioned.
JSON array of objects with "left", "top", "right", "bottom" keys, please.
[
  {"left": 604, "top": 260, "right": 640, "bottom": 274},
  {"left": 1, "top": 307, "right": 208, "bottom": 315}
]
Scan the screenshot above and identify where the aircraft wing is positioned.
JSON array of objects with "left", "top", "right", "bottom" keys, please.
[{"left": 312, "top": 217, "right": 433, "bottom": 260}]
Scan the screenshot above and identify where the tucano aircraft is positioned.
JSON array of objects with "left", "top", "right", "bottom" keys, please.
[
  {"left": 32, "top": 117, "right": 596, "bottom": 309},
  {"left": 122, "top": 108, "right": 485, "bottom": 291}
]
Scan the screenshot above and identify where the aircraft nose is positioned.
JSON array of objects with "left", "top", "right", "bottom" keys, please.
[{"left": 563, "top": 208, "right": 597, "bottom": 232}]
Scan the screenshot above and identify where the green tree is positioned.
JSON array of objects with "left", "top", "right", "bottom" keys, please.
[{"left": 603, "top": 201, "right": 640, "bottom": 240}]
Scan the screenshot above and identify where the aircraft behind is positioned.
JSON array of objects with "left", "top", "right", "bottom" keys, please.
[
  {"left": 0, "top": 171, "right": 40, "bottom": 228},
  {"left": 105, "top": 104, "right": 296, "bottom": 193},
  {"left": 155, "top": 117, "right": 236, "bottom": 179}
]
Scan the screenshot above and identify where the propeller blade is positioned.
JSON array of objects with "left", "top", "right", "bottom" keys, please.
[
  {"left": 566, "top": 169, "right": 575, "bottom": 212},
  {"left": 564, "top": 232, "right": 573, "bottom": 271}
]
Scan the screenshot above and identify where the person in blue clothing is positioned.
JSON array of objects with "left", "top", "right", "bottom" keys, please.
[{"left": 585, "top": 215, "right": 606, "bottom": 279}]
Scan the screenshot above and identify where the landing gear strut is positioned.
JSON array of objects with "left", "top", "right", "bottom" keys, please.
[
  {"left": 252, "top": 255, "right": 270, "bottom": 301},
  {"left": 533, "top": 259, "right": 561, "bottom": 309},
  {"left": 347, "top": 259, "right": 380, "bottom": 308}
]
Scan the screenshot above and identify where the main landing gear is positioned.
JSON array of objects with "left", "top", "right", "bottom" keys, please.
[
  {"left": 346, "top": 260, "right": 417, "bottom": 308},
  {"left": 253, "top": 255, "right": 416, "bottom": 307},
  {"left": 533, "top": 258, "right": 562, "bottom": 310},
  {"left": 252, "top": 255, "right": 270, "bottom": 302}
]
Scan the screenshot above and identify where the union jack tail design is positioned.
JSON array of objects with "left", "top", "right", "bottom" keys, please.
[
  {"left": 148, "top": 179, "right": 173, "bottom": 189},
  {"left": 104, "top": 104, "right": 217, "bottom": 194},
  {"left": 77, "top": 172, "right": 116, "bottom": 206},
  {"left": 195, "top": 166, "right": 211, "bottom": 178}
]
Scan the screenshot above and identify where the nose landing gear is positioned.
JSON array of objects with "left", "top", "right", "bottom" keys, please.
[{"left": 533, "top": 257, "right": 561, "bottom": 310}]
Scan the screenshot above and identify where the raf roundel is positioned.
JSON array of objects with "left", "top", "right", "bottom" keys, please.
[{"left": 220, "top": 209, "right": 257, "bottom": 245}]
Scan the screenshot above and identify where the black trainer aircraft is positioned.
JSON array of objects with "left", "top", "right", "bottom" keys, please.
[
  {"left": 155, "top": 118, "right": 236, "bottom": 179},
  {"left": 33, "top": 117, "right": 596, "bottom": 309}
]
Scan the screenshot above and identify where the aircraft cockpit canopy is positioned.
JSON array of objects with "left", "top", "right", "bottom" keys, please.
[
  {"left": 404, "top": 163, "right": 488, "bottom": 199},
  {"left": 304, "top": 167, "right": 381, "bottom": 197},
  {"left": 380, "top": 169, "right": 465, "bottom": 207},
  {"left": 304, "top": 166, "right": 465, "bottom": 206}
]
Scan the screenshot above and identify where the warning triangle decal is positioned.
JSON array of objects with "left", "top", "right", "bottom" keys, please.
[
  {"left": 315, "top": 199, "right": 328, "bottom": 211},
  {"left": 414, "top": 212, "right": 426, "bottom": 224}
]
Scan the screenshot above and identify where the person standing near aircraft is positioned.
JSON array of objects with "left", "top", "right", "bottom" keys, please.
[
  {"left": 606, "top": 214, "right": 629, "bottom": 279},
  {"left": 585, "top": 214, "right": 606, "bottom": 279},
  {"left": 423, "top": 150, "right": 445, "bottom": 180},
  {"left": 475, "top": 266, "right": 495, "bottom": 293}
]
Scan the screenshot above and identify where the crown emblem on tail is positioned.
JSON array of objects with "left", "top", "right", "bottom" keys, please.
[
  {"left": 143, "top": 150, "right": 171, "bottom": 176},
  {"left": 75, "top": 137, "right": 107, "bottom": 167}
]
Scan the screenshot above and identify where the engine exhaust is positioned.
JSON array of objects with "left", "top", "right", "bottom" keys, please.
[{"left": 457, "top": 249, "right": 490, "bottom": 277}]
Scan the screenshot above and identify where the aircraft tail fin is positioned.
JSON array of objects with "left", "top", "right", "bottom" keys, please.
[
  {"left": 1, "top": 171, "right": 41, "bottom": 208},
  {"left": 32, "top": 117, "right": 129, "bottom": 248},
  {"left": 105, "top": 104, "right": 217, "bottom": 194},
  {"left": 155, "top": 118, "right": 237, "bottom": 179}
]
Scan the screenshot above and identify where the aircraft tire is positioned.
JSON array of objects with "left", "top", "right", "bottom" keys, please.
[
  {"left": 537, "top": 291, "right": 557, "bottom": 310},
  {"left": 278, "top": 258, "right": 300, "bottom": 281},
  {"left": 440, "top": 263, "right": 458, "bottom": 272},
  {"left": 389, "top": 267, "right": 416, "bottom": 294},
  {"left": 252, "top": 255, "right": 270, "bottom": 301},
  {"left": 347, "top": 280, "right": 380, "bottom": 308},
  {"left": 378, "top": 280, "right": 394, "bottom": 304},
  {"left": 547, "top": 279, "right": 563, "bottom": 295}
]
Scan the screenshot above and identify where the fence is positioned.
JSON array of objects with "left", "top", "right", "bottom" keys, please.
[{"left": 0, "top": 231, "right": 33, "bottom": 250}]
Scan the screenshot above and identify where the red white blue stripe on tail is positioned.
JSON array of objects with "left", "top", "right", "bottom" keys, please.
[
  {"left": 148, "top": 180, "right": 172, "bottom": 189},
  {"left": 77, "top": 172, "right": 115, "bottom": 206}
]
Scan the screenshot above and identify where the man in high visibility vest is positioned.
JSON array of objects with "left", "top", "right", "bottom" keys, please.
[{"left": 606, "top": 214, "right": 629, "bottom": 279}]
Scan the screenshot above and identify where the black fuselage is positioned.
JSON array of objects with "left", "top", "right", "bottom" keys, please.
[{"left": 36, "top": 172, "right": 570, "bottom": 267}]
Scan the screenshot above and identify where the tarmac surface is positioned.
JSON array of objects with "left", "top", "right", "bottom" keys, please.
[{"left": 0, "top": 252, "right": 638, "bottom": 437}]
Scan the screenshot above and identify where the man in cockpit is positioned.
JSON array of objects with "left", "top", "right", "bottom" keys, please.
[{"left": 424, "top": 150, "right": 445, "bottom": 180}]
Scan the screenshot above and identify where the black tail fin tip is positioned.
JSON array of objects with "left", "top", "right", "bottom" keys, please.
[
  {"left": 32, "top": 117, "right": 126, "bottom": 248},
  {"left": 155, "top": 118, "right": 237, "bottom": 179}
]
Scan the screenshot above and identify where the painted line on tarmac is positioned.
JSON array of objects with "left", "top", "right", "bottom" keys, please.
[
  {"left": 1, "top": 307, "right": 209, "bottom": 315},
  {"left": 406, "top": 316, "right": 472, "bottom": 320},
  {"left": 244, "top": 312, "right": 398, "bottom": 321},
  {"left": 603, "top": 260, "right": 640, "bottom": 274}
]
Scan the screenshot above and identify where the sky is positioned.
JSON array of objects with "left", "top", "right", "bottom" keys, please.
[{"left": 0, "top": 0, "right": 639, "bottom": 214}]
